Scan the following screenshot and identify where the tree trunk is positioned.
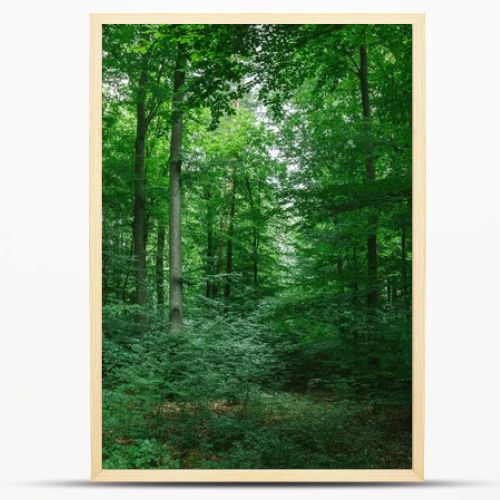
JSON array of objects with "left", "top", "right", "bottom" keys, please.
[
  {"left": 352, "top": 243, "right": 359, "bottom": 345},
  {"left": 120, "top": 237, "right": 134, "bottom": 302},
  {"left": 206, "top": 223, "right": 215, "bottom": 298},
  {"left": 156, "top": 222, "right": 166, "bottom": 309},
  {"left": 214, "top": 233, "right": 225, "bottom": 298},
  {"left": 213, "top": 177, "right": 228, "bottom": 298},
  {"left": 168, "top": 44, "right": 186, "bottom": 334},
  {"left": 205, "top": 188, "right": 215, "bottom": 298},
  {"left": 359, "top": 43, "right": 378, "bottom": 307},
  {"left": 352, "top": 244, "right": 359, "bottom": 304},
  {"left": 245, "top": 177, "right": 259, "bottom": 289},
  {"left": 252, "top": 229, "right": 259, "bottom": 288},
  {"left": 223, "top": 164, "right": 237, "bottom": 302},
  {"left": 401, "top": 223, "right": 408, "bottom": 321},
  {"left": 132, "top": 54, "right": 149, "bottom": 307},
  {"left": 337, "top": 256, "right": 344, "bottom": 294}
]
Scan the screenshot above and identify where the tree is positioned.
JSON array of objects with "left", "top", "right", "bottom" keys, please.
[
  {"left": 103, "top": 25, "right": 171, "bottom": 311},
  {"left": 160, "top": 24, "right": 257, "bottom": 331},
  {"left": 167, "top": 43, "right": 186, "bottom": 333},
  {"left": 358, "top": 42, "right": 378, "bottom": 307}
]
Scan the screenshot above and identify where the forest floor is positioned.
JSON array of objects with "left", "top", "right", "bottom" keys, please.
[{"left": 104, "top": 389, "right": 411, "bottom": 470}]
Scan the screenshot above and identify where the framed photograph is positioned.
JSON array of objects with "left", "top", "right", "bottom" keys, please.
[{"left": 90, "top": 13, "right": 425, "bottom": 482}]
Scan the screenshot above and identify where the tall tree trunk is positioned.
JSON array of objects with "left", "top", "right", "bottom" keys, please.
[
  {"left": 213, "top": 178, "right": 228, "bottom": 298},
  {"left": 214, "top": 232, "right": 225, "bottom": 298},
  {"left": 156, "top": 221, "right": 166, "bottom": 309},
  {"left": 206, "top": 223, "right": 215, "bottom": 298},
  {"left": 205, "top": 188, "right": 215, "bottom": 298},
  {"left": 120, "top": 237, "right": 134, "bottom": 302},
  {"left": 337, "top": 256, "right": 345, "bottom": 294},
  {"left": 223, "top": 164, "right": 237, "bottom": 302},
  {"left": 352, "top": 242, "right": 359, "bottom": 346},
  {"left": 352, "top": 243, "right": 359, "bottom": 304},
  {"left": 132, "top": 54, "right": 149, "bottom": 307},
  {"left": 252, "top": 229, "right": 259, "bottom": 288},
  {"left": 245, "top": 177, "right": 259, "bottom": 289},
  {"left": 401, "top": 223, "right": 408, "bottom": 321},
  {"left": 168, "top": 44, "right": 186, "bottom": 334},
  {"left": 103, "top": 229, "right": 112, "bottom": 301},
  {"left": 359, "top": 43, "right": 378, "bottom": 307}
]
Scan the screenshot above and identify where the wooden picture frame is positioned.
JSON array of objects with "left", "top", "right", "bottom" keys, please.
[{"left": 90, "top": 13, "right": 425, "bottom": 482}]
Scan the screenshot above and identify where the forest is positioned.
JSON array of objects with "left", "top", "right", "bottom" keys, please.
[{"left": 102, "top": 23, "right": 413, "bottom": 470}]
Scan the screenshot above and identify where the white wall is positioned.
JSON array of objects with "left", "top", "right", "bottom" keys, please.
[{"left": 1, "top": 1, "right": 499, "bottom": 499}]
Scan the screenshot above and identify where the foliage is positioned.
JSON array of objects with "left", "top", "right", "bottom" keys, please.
[{"left": 102, "top": 23, "right": 413, "bottom": 469}]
